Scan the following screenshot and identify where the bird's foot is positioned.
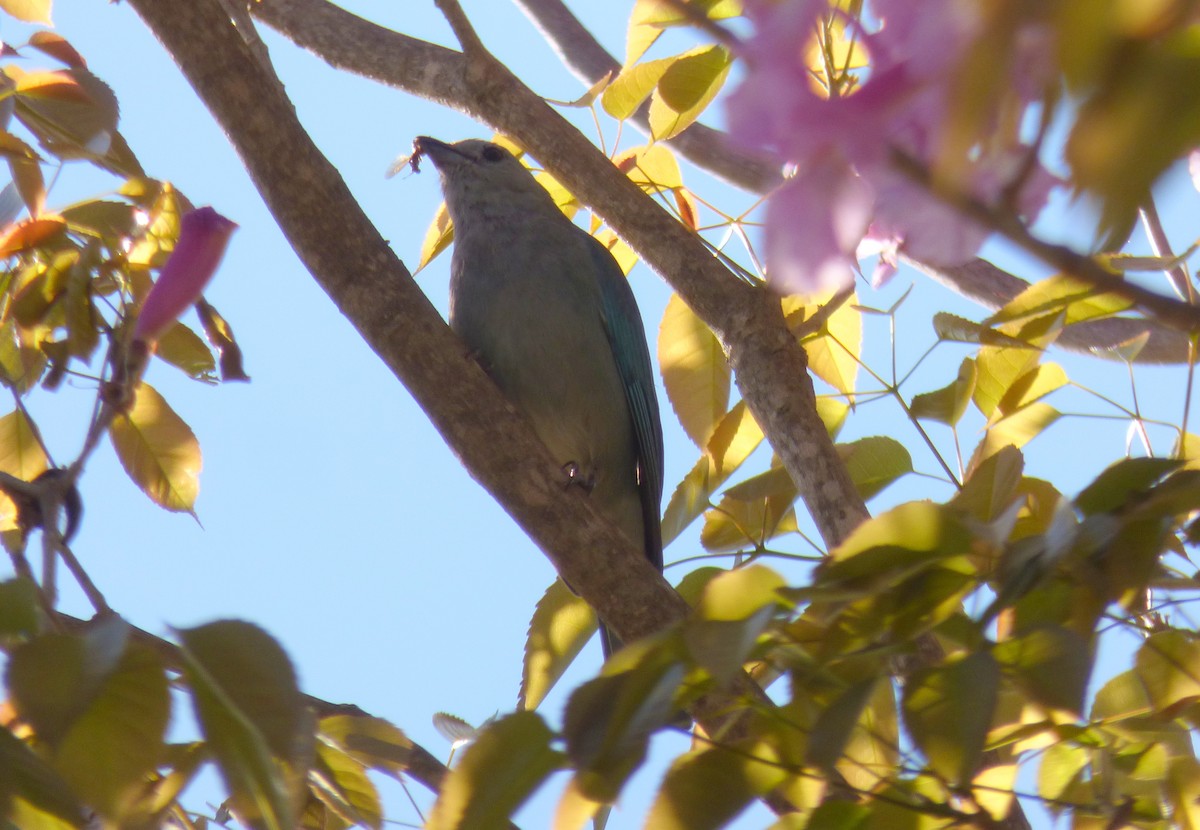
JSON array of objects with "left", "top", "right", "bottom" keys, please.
[{"left": 562, "top": 461, "right": 596, "bottom": 493}]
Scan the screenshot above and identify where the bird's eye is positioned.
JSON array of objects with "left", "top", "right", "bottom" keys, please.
[{"left": 481, "top": 145, "right": 506, "bottom": 162}]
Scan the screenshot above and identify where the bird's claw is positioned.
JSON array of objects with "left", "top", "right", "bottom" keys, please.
[{"left": 562, "top": 461, "right": 596, "bottom": 493}]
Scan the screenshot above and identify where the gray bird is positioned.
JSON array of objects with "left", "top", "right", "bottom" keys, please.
[{"left": 414, "top": 136, "right": 664, "bottom": 658}]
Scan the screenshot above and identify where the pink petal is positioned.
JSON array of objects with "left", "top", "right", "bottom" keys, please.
[
  {"left": 134, "top": 206, "right": 237, "bottom": 343},
  {"left": 765, "top": 160, "right": 873, "bottom": 295}
]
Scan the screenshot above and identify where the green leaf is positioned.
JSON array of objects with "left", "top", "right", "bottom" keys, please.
[
  {"left": 643, "top": 747, "right": 759, "bottom": 830},
  {"left": 786, "top": 293, "right": 860, "bottom": 397},
  {"left": 973, "top": 345, "right": 1041, "bottom": 420},
  {"left": 178, "top": 620, "right": 307, "bottom": 830},
  {"left": 1075, "top": 457, "right": 1181, "bottom": 515},
  {"left": 910, "top": 358, "right": 976, "bottom": 426},
  {"left": 661, "top": 401, "right": 763, "bottom": 547},
  {"left": 971, "top": 403, "right": 1060, "bottom": 464},
  {"left": 825, "top": 502, "right": 971, "bottom": 576},
  {"left": 996, "top": 626, "right": 1091, "bottom": 714},
  {"left": 648, "top": 45, "right": 732, "bottom": 140},
  {"left": 1136, "top": 630, "right": 1200, "bottom": 711},
  {"left": 0, "top": 577, "right": 40, "bottom": 638},
  {"left": 1167, "top": 756, "right": 1200, "bottom": 830},
  {"left": 835, "top": 436, "right": 913, "bottom": 500},
  {"left": 658, "top": 292, "right": 730, "bottom": 447},
  {"left": 60, "top": 199, "right": 137, "bottom": 240},
  {"left": 624, "top": 0, "right": 741, "bottom": 65},
  {"left": 701, "top": 468, "right": 796, "bottom": 552},
  {"left": 563, "top": 660, "right": 684, "bottom": 802},
  {"left": 52, "top": 642, "right": 169, "bottom": 820},
  {"left": 987, "top": 274, "right": 1133, "bottom": 327},
  {"left": 931, "top": 312, "right": 1029, "bottom": 349},
  {"left": 426, "top": 712, "right": 562, "bottom": 830},
  {"left": 109, "top": 382, "right": 201, "bottom": 513},
  {"left": 954, "top": 445, "right": 1024, "bottom": 523},
  {"left": 520, "top": 579, "right": 597, "bottom": 711},
  {"left": 309, "top": 741, "right": 382, "bottom": 830},
  {"left": 697, "top": 564, "right": 786, "bottom": 621},
  {"left": 1091, "top": 669, "right": 1149, "bottom": 722},
  {"left": 1038, "top": 741, "right": 1090, "bottom": 806},
  {"left": 683, "top": 606, "right": 775, "bottom": 686},
  {"left": 615, "top": 143, "right": 684, "bottom": 192},
  {"left": 155, "top": 322, "right": 217, "bottom": 381},
  {"left": 0, "top": 726, "right": 84, "bottom": 828},
  {"left": 319, "top": 715, "right": 413, "bottom": 778},
  {"left": 602, "top": 53, "right": 677, "bottom": 120},
  {"left": 995, "top": 363, "right": 1067, "bottom": 417},
  {"left": 0, "top": 408, "right": 49, "bottom": 531},
  {"left": 902, "top": 651, "right": 1000, "bottom": 786},
  {"left": 5, "top": 620, "right": 169, "bottom": 822},
  {"left": 806, "top": 678, "right": 880, "bottom": 772}
]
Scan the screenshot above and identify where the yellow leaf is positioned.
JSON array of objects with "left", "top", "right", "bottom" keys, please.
[
  {"left": 659, "top": 292, "right": 730, "bottom": 447},
  {"left": 519, "top": 580, "right": 597, "bottom": 712},
  {"left": 0, "top": 0, "right": 51, "bottom": 24},
  {"left": 0, "top": 409, "right": 48, "bottom": 530},
  {"left": 415, "top": 202, "right": 454, "bottom": 274},
  {"left": 109, "top": 383, "right": 201, "bottom": 513},
  {"left": 784, "top": 292, "right": 860, "bottom": 397},
  {"left": 661, "top": 402, "right": 763, "bottom": 546},
  {"left": 613, "top": 144, "right": 683, "bottom": 192},
  {"left": 648, "top": 45, "right": 732, "bottom": 140}
]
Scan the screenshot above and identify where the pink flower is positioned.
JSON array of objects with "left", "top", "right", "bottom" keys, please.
[
  {"left": 766, "top": 153, "right": 873, "bottom": 294},
  {"left": 134, "top": 207, "right": 237, "bottom": 343},
  {"left": 728, "top": 0, "right": 1060, "bottom": 295}
]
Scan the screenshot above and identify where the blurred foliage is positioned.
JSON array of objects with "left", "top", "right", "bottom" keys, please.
[{"left": 3, "top": 1, "right": 1200, "bottom": 829}]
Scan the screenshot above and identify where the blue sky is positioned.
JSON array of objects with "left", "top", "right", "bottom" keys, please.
[{"left": 3, "top": 2, "right": 1198, "bottom": 828}]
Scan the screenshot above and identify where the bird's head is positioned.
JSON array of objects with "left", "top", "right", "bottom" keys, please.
[{"left": 412, "top": 136, "right": 559, "bottom": 221}]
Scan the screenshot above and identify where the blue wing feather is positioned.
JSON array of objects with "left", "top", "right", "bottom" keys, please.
[{"left": 581, "top": 232, "right": 664, "bottom": 571}]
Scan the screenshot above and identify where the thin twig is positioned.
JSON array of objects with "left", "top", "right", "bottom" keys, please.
[
  {"left": 891, "top": 147, "right": 1200, "bottom": 333},
  {"left": 433, "top": 0, "right": 486, "bottom": 56}
]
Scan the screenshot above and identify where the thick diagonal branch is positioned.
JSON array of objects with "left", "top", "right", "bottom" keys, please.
[{"left": 124, "top": 0, "right": 799, "bottom": 796}]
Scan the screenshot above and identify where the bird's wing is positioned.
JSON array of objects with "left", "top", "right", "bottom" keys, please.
[{"left": 583, "top": 232, "right": 665, "bottom": 570}]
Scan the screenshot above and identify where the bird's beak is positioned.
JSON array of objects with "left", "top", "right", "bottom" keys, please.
[{"left": 412, "top": 136, "right": 467, "bottom": 171}]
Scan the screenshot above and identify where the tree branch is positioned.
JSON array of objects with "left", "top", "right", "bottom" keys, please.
[
  {"left": 513, "top": 0, "right": 1196, "bottom": 363},
  {"left": 251, "top": 0, "right": 867, "bottom": 549},
  {"left": 512, "top": 0, "right": 784, "bottom": 193},
  {"left": 125, "top": 0, "right": 799, "bottom": 791}
]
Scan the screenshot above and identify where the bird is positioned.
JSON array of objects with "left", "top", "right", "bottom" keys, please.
[{"left": 414, "top": 136, "right": 663, "bottom": 658}]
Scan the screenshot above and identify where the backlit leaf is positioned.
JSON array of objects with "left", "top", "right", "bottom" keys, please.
[
  {"left": 910, "top": 358, "right": 976, "bottom": 426},
  {"left": 648, "top": 45, "right": 732, "bottom": 140},
  {"left": 661, "top": 401, "right": 763, "bottom": 546},
  {"left": 903, "top": 652, "right": 999, "bottom": 785},
  {"left": 1136, "top": 630, "right": 1200, "bottom": 711},
  {"left": 603, "top": 54, "right": 676, "bottom": 120},
  {"left": 178, "top": 620, "right": 306, "bottom": 830},
  {"left": 0, "top": 0, "right": 51, "bottom": 23},
  {"left": 644, "top": 747, "right": 758, "bottom": 830},
  {"left": 155, "top": 322, "right": 217, "bottom": 381},
  {"left": 988, "top": 273, "right": 1132, "bottom": 327},
  {"left": 427, "top": 712, "right": 562, "bottom": 830},
  {"left": 659, "top": 292, "right": 729, "bottom": 447},
  {"left": 520, "top": 579, "right": 596, "bottom": 712},
  {"left": 835, "top": 436, "right": 913, "bottom": 500},
  {"left": 0, "top": 408, "right": 49, "bottom": 530},
  {"left": 563, "top": 661, "right": 683, "bottom": 802},
  {"left": 109, "top": 382, "right": 201, "bottom": 513},
  {"left": 319, "top": 715, "right": 413, "bottom": 778}
]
